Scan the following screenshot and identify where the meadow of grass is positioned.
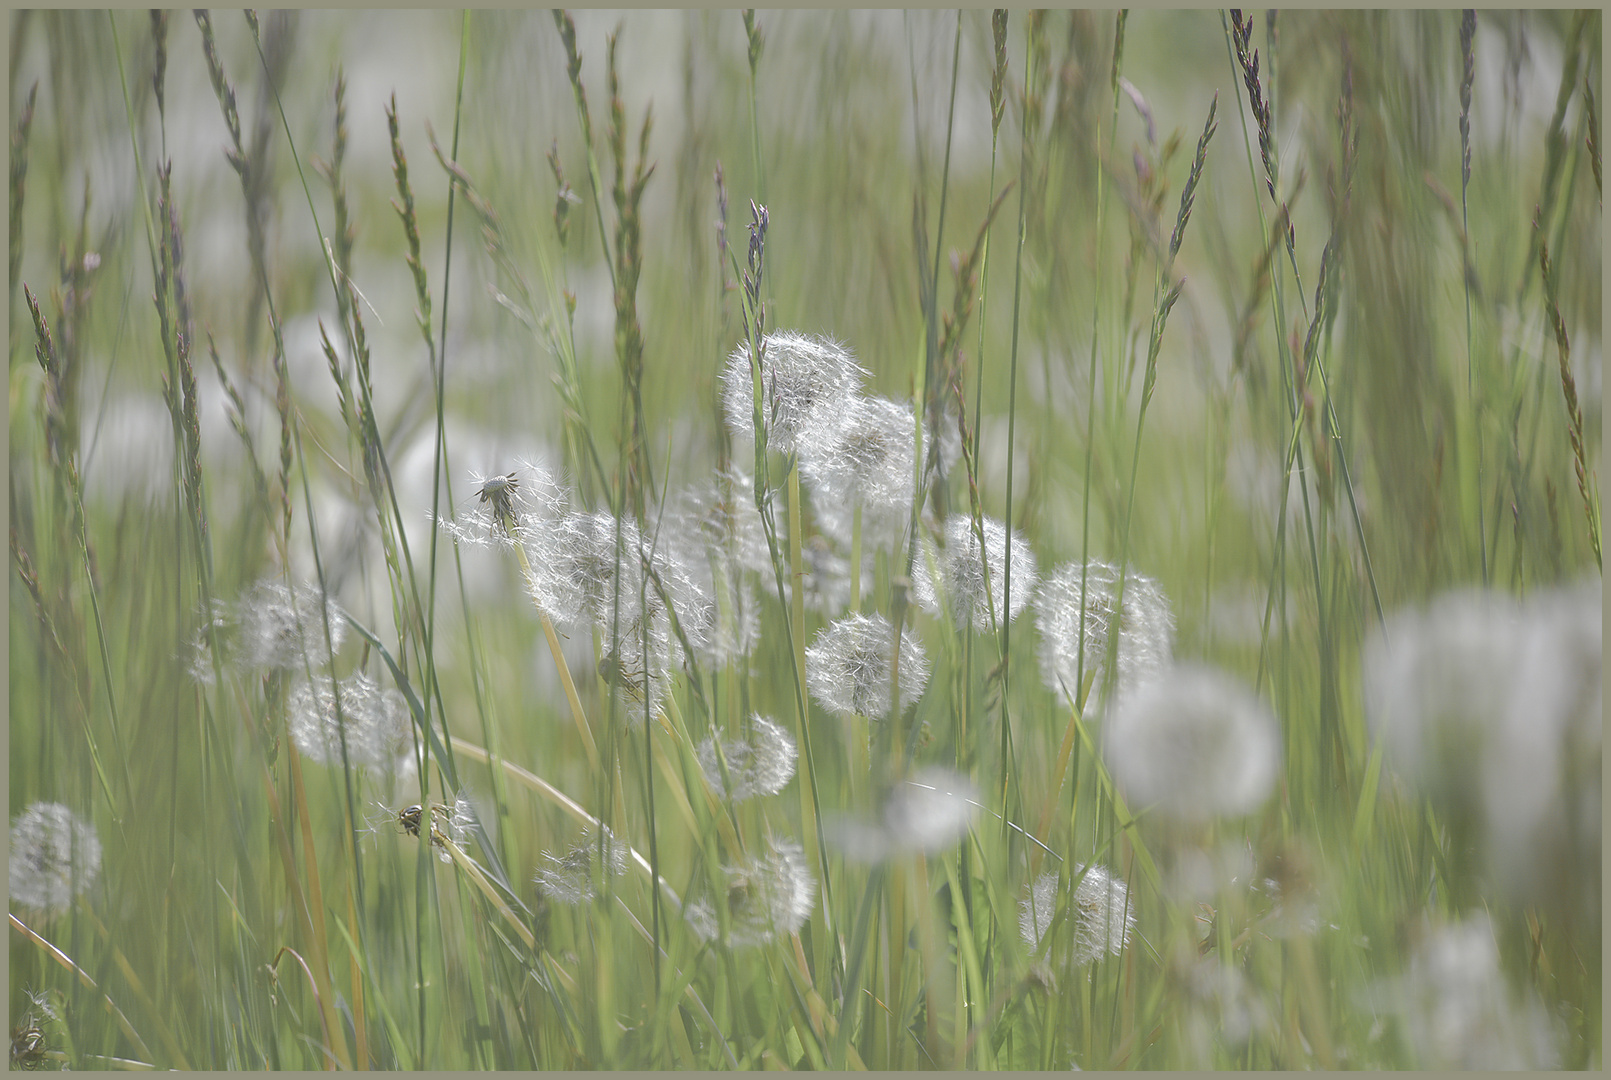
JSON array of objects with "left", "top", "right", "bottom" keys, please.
[{"left": 7, "top": 8, "right": 1601, "bottom": 1070}]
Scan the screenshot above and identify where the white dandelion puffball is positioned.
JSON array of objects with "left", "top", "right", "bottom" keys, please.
[
  {"left": 234, "top": 579, "right": 347, "bottom": 671},
  {"left": 1034, "top": 561, "right": 1174, "bottom": 709},
  {"left": 1020, "top": 864, "right": 1135, "bottom": 967},
  {"left": 1391, "top": 915, "right": 1563, "bottom": 1069},
  {"left": 684, "top": 837, "right": 815, "bottom": 947},
  {"left": 10, "top": 803, "right": 102, "bottom": 914},
  {"left": 289, "top": 672, "right": 414, "bottom": 774},
  {"left": 912, "top": 515, "right": 1038, "bottom": 631},
  {"left": 436, "top": 460, "right": 568, "bottom": 550},
  {"left": 721, "top": 330, "right": 867, "bottom": 457},
  {"left": 805, "top": 612, "right": 930, "bottom": 719},
  {"left": 831, "top": 767, "right": 978, "bottom": 861},
  {"left": 534, "top": 825, "right": 631, "bottom": 905},
  {"left": 1363, "top": 583, "right": 1600, "bottom": 909},
  {"left": 1104, "top": 664, "right": 1281, "bottom": 824},
  {"left": 696, "top": 716, "right": 798, "bottom": 802},
  {"left": 799, "top": 395, "right": 917, "bottom": 554}
]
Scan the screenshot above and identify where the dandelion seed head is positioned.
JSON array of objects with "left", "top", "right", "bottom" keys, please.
[
  {"left": 10, "top": 803, "right": 101, "bottom": 915},
  {"left": 534, "top": 825, "right": 630, "bottom": 905},
  {"left": 721, "top": 331, "right": 867, "bottom": 457},
  {"left": 439, "top": 460, "right": 567, "bottom": 550},
  {"left": 800, "top": 395, "right": 916, "bottom": 554},
  {"left": 234, "top": 579, "right": 346, "bottom": 671},
  {"left": 696, "top": 715, "right": 798, "bottom": 801},
  {"left": 684, "top": 837, "right": 815, "bottom": 947},
  {"left": 1034, "top": 561, "right": 1174, "bottom": 709},
  {"left": 1104, "top": 664, "right": 1281, "bottom": 824},
  {"left": 831, "top": 768, "right": 977, "bottom": 861},
  {"left": 805, "top": 612, "right": 929, "bottom": 719},
  {"left": 1020, "top": 864, "right": 1135, "bottom": 967},
  {"left": 288, "top": 672, "right": 415, "bottom": 775},
  {"left": 912, "top": 515, "right": 1038, "bottom": 630}
]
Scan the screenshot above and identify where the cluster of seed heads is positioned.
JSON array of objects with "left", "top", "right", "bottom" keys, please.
[
  {"left": 9, "top": 803, "right": 101, "bottom": 915},
  {"left": 684, "top": 837, "right": 814, "bottom": 947}
]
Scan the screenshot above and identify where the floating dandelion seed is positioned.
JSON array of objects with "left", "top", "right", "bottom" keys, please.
[
  {"left": 234, "top": 579, "right": 347, "bottom": 671},
  {"left": 9, "top": 803, "right": 101, "bottom": 915},
  {"left": 1034, "top": 561, "right": 1174, "bottom": 710},
  {"left": 684, "top": 837, "right": 815, "bottom": 947},
  {"left": 534, "top": 825, "right": 631, "bottom": 905},
  {"left": 695, "top": 715, "right": 798, "bottom": 801},
  {"left": 912, "top": 515, "right": 1038, "bottom": 631},
  {"left": 830, "top": 767, "right": 977, "bottom": 861},
  {"left": 1020, "top": 864, "right": 1135, "bottom": 967},
  {"left": 288, "top": 672, "right": 415, "bottom": 775},
  {"left": 805, "top": 612, "right": 929, "bottom": 720},
  {"left": 1103, "top": 664, "right": 1280, "bottom": 824},
  {"left": 799, "top": 395, "right": 917, "bottom": 554},
  {"left": 721, "top": 330, "right": 867, "bottom": 457}
]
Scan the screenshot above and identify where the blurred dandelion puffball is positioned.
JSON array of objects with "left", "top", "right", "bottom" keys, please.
[
  {"left": 289, "top": 672, "right": 415, "bottom": 774},
  {"left": 799, "top": 395, "right": 916, "bottom": 554},
  {"left": 831, "top": 767, "right": 978, "bottom": 861},
  {"left": 1362, "top": 583, "right": 1600, "bottom": 907},
  {"left": 234, "top": 579, "right": 347, "bottom": 671},
  {"left": 1020, "top": 865, "right": 1135, "bottom": 967},
  {"left": 912, "top": 514, "right": 1038, "bottom": 631},
  {"left": 1034, "top": 561, "right": 1174, "bottom": 710},
  {"left": 684, "top": 837, "right": 815, "bottom": 948},
  {"left": 721, "top": 330, "right": 867, "bottom": 457},
  {"left": 534, "top": 826, "right": 630, "bottom": 905},
  {"left": 695, "top": 715, "right": 798, "bottom": 802},
  {"left": 1103, "top": 664, "right": 1281, "bottom": 824},
  {"left": 1392, "top": 914, "right": 1563, "bottom": 1069},
  {"left": 10, "top": 803, "right": 101, "bottom": 914},
  {"left": 805, "top": 612, "right": 930, "bottom": 720}
]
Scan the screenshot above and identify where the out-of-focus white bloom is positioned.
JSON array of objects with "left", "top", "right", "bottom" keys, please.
[
  {"left": 696, "top": 716, "right": 798, "bottom": 801},
  {"left": 912, "top": 515, "right": 1038, "bottom": 631},
  {"left": 1388, "top": 914, "right": 1562, "bottom": 1069},
  {"left": 1104, "top": 665, "right": 1281, "bottom": 824},
  {"left": 721, "top": 331, "right": 867, "bottom": 457},
  {"left": 830, "top": 767, "right": 977, "bottom": 861},
  {"left": 684, "top": 836, "right": 815, "bottom": 947},
  {"left": 1174, "top": 951, "right": 1275, "bottom": 1063},
  {"left": 10, "top": 803, "right": 101, "bottom": 915},
  {"left": 800, "top": 395, "right": 917, "bottom": 554},
  {"left": 1020, "top": 864, "right": 1135, "bottom": 967},
  {"left": 1034, "top": 561, "right": 1174, "bottom": 710},
  {"left": 1363, "top": 582, "right": 1600, "bottom": 910},
  {"left": 534, "top": 825, "right": 630, "bottom": 905},
  {"left": 289, "top": 672, "right": 415, "bottom": 775},
  {"left": 234, "top": 579, "right": 347, "bottom": 671},
  {"left": 805, "top": 612, "right": 929, "bottom": 720}
]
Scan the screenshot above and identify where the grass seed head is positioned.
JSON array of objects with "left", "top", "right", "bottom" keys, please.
[
  {"left": 9, "top": 803, "right": 101, "bottom": 915},
  {"left": 288, "top": 672, "right": 414, "bottom": 775},
  {"left": 1034, "top": 561, "right": 1175, "bottom": 710},
  {"left": 720, "top": 330, "right": 867, "bottom": 457},
  {"left": 1104, "top": 664, "right": 1280, "bottom": 824},
  {"left": 695, "top": 715, "right": 798, "bottom": 801},
  {"left": 913, "top": 514, "right": 1039, "bottom": 630},
  {"left": 684, "top": 836, "right": 814, "bottom": 947},
  {"left": 805, "top": 612, "right": 930, "bottom": 719}
]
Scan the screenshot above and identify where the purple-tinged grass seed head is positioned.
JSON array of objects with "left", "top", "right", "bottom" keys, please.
[
  {"left": 1104, "top": 664, "right": 1280, "bottom": 824},
  {"left": 1034, "top": 561, "right": 1174, "bottom": 711},
  {"left": 696, "top": 715, "right": 798, "bottom": 801},
  {"left": 10, "top": 803, "right": 101, "bottom": 915},
  {"left": 912, "top": 515, "right": 1038, "bottom": 631},
  {"left": 805, "top": 612, "right": 929, "bottom": 720},
  {"left": 721, "top": 330, "right": 867, "bottom": 457}
]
